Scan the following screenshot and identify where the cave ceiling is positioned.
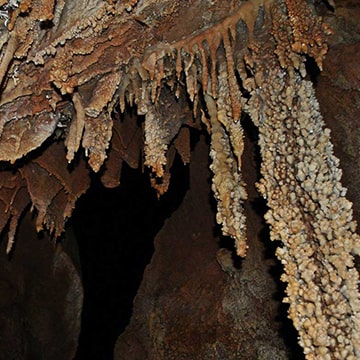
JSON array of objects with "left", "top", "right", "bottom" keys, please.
[{"left": 0, "top": 0, "right": 360, "bottom": 358}]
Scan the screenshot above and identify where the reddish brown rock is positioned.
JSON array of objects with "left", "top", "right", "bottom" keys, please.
[{"left": 115, "top": 135, "right": 290, "bottom": 359}]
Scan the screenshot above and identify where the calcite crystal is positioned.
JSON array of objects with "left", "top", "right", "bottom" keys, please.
[
  {"left": 248, "top": 62, "right": 360, "bottom": 358},
  {"left": 205, "top": 60, "right": 248, "bottom": 257}
]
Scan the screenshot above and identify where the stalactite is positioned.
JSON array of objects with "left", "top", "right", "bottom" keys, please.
[
  {"left": 141, "top": 0, "right": 262, "bottom": 105},
  {"left": 205, "top": 60, "right": 247, "bottom": 257},
  {"left": 82, "top": 113, "right": 113, "bottom": 173},
  {"left": 137, "top": 11, "right": 357, "bottom": 356},
  {"left": 245, "top": 21, "right": 360, "bottom": 358},
  {"left": 249, "top": 65, "right": 360, "bottom": 359},
  {"left": 139, "top": 90, "right": 168, "bottom": 179},
  {"left": 65, "top": 92, "right": 85, "bottom": 163}
]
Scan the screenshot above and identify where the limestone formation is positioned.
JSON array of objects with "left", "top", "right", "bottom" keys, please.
[
  {"left": 248, "top": 60, "right": 360, "bottom": 359},
  {"left": 205, "top": 60, "right": 248, "bottom": 257}
]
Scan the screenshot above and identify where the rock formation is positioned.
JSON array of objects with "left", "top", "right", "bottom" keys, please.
[{"left": 0, "top": 0, "right": 359, "bottom": 358}]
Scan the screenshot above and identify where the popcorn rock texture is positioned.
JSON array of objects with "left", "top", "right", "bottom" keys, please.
[
  {"left": 248, "top": 63, "right": 360, "bottom": 358},
  {"left": 205, "top": 61, "right": 247, "bottom": 257}
]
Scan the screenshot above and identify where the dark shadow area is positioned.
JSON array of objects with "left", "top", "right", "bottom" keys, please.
[
  {"left": 305, "top": 55, "right": 321, "bottom": 86},
  {"left": 72, "top": 153, "right": 190, "bottom": 360}
]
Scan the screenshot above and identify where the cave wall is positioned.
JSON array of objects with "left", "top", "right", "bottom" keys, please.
[
  {"left": 316, "top": 0, "right": 360, "bottom": 219},
  {"left": 0, "top": 212, "right": 82, "bottom": 359}
]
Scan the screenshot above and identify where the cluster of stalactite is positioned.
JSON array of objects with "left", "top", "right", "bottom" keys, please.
[{"left": 0, "top": 0, "right": 359, "bottom": 358}]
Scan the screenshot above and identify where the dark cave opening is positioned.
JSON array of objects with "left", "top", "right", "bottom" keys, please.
[{"left": 72, "top": 152, "right": 190, "bottom": 360}]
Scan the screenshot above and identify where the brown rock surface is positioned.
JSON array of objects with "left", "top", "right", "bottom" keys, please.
[
  {"left": 0, "top": 212, "right": 82, "bottom": 359},
  {"left": 115, "top": 134, "right": 290, "bottom": 359}
]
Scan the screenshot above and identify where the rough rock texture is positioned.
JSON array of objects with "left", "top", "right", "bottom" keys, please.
[
  {"left": 115, "top": 135, "right": 289, "bottom": 359},
  {"left": 317, "top": 44, "right": 360, "bottom": 214}
]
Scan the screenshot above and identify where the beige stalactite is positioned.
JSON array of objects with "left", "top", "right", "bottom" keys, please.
[
  {"left": 248, "top": 65, "right": 360, "bottom": 358},
  {"left": 205, "top": 61, "right": 248, "bottom": 257},
  {"left": 138, "top": 88, "right": 168, "bottom": 179}
]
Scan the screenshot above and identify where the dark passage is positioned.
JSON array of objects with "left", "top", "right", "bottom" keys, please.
[{"left": 72, "top": 154, "right": 189, "bottom": 360}]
